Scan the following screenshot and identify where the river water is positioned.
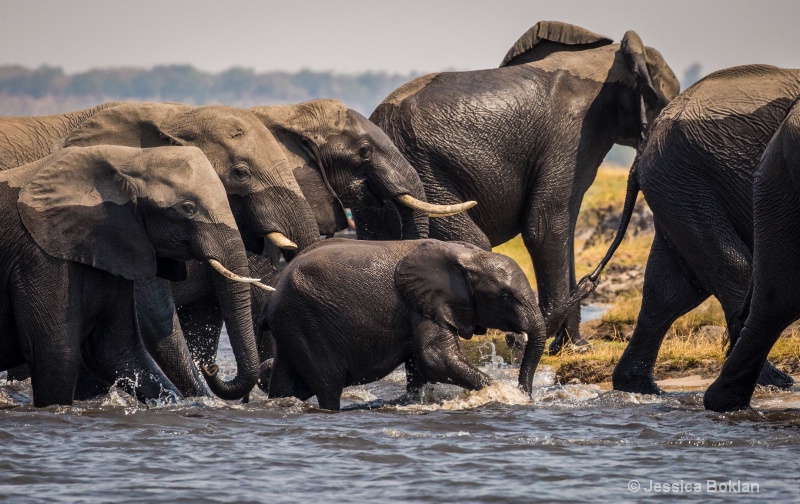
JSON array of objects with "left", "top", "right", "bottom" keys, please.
[{"left": 1, "top": 322, "right": 799, "bottom": 502}]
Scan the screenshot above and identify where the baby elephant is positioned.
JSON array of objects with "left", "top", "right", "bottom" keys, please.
[{"left": 260, "top": 239, "right": 547, "bottom": 410}]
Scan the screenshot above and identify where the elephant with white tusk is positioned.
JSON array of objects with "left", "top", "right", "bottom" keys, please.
[
  {"left": 354, "top": 21, "right": 680, "bottom": 357},
  {"left": 0, "top": 145, "right": 255, "bottom": 407},
  {"left": 0, "top": 102, "right": 314, "bottom": 401}
]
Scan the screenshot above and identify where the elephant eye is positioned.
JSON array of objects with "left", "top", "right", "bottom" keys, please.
[
  {"left": 232, "top": 164, "right": 251, "bottom": 182},
  {"left": 180, "top": 201, "right": 197, "bottom": 217},
  {"left": 358, "top": 145, "right": 373, "bottom": 161}
]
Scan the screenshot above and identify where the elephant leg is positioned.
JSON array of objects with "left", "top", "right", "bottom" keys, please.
[
  {"left": 272, "top": 348, "right": 345, "bottom": 410},
  {"left": 756, "top": 357, "right": 795, "bottom": 388},
  {"left": 28, "top": 337, "right": 82, "bottom": 407},
  {"left": 689, "top": 229, "right": 794, "bottom": 389},
  {"left": 135, "top": 278, "right": 209, "bottom": 397},
  {"left": 74, "top": 357, "right": 112, "bottom": 400},
  {"left": 256, "top": 329, "right": 276, "bottom": 371},
  {"left": 613, "top": 230, "right": 708, "bottom": 394},
  {"left": 315, "top": 386, "right": 345, "bottom": 411},
  {"left": 90, "top": 334, "right": 181, "bottom": 405},
  {"left": 705, "top": 312, "right": 796, "bottom": 412},
  {"left": 404, "top": 357, "right": 427, "bottom": 395},
  {"left": 521, "top": 202, "right": 577, "bottom": 353},
  {"left": 12, "top": 285, "right": 82, "bottom": 407},
  {"left": 728, "top": 287, "right": 791, "bottom": 388},
  {"left": 177, "top": 292, "right": 223, "bottom": 367},
  {"left": 267, "top": 351, "right": 314, "bottom": 402},
  {"left": 549, "top": 239, "right": 585, "bottom": 353},
  {"left": 257, "top": 358, "right": 273, "bottom": 392},
  {"left": 412, "top": 316, "right": 490, "bottom": 390},
  {"left": 706, "top": 216, "right": 800, "bottom": 410},
  {"left": 87, "top": 290, "right": 181, "bottom": 404},
  {"left": 248, "top": 252, "right": 278, "bottom": 363}
]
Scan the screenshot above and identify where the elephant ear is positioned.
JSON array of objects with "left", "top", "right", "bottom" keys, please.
[
  {"left": 395, "top": 241, "right": 477, "bottom": 335},
  {"left": 500, "top": 21, "right": 613, "bottom": 67},
  {"left": 251, "top": 101, "right": 350, "bottom": 232},
  {"left": 17, "top": 149, "right": 157, "bottom": 280},
  {"left": 621, "top": 30, "right": 659, "bottom": 110}
]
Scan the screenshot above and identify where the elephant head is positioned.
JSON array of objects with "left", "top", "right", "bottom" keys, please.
[
  {"left": 250, "top": 100, "right": 476, "bottom": 239},
  {"left": 500, "top": 21, "right": 680, "bottom": 147},
  {"left": 394, "top": 240, "right": 547, "bottom": 392},
  {"left": 14, "top": 145, "right": 262, "bottom": 399},
  {"left": 59, "top": 102, "right": 320, "bottom": 257}
]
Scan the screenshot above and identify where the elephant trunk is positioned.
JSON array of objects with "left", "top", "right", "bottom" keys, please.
[
  {"left": 518, "top": 302, "right": 549, "bottom": 395},
  {"left": 199, "top": 228, "right": 260, "bottom": 400}
]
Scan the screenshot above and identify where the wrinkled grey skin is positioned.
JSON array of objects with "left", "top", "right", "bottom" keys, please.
[
  {"left": 0, "top": 102, "right": 319, "bottom": 400},
  {"left": 252, "top": 99, "right": 471, "bottom": 238},
  {"left": 258, "top": 239, "right": 547, "bottom": 410},
  {"left": 175, "top": 99, "right": 472, "bottom": 372},
  {"left": 705, "top": 101, "right": 800, "bottom": 412},
  {"left": 354, "top": 21, "right": 679, "bottom": 356},
  {"left": 578, "top": 65, "right": 799, "bottom": 395},
  {"left": 0, "top": 145, "right": 252, "bottom": 407}
]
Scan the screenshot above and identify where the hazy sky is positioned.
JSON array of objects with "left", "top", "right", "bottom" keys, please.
[{"left": 1, "top": 0, "right": 799, "bottom": 80}]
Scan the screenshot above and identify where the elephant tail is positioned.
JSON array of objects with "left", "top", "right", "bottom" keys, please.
[{"left": 570, "top": 160, "right": 641, "bottom": 305}]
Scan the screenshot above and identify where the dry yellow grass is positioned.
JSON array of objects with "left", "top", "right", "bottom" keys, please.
[
  {"left": 465, "top": 328, "right": 800, "bottom": 384},
  {"left": 541, "top": 328, "right": 800, "bottom": 384},
  {"left": 492, "top": 164, "right": 650, "bottom": 284},
  {"left": 600, "top": 294, "right": 727, "bottom": 334}
]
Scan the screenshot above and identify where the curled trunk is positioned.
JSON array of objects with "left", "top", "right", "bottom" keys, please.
[{"left": 200, "top": 231, "right": 260, "bottom": 400}]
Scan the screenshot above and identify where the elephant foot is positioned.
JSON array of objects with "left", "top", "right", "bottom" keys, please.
[
  {"left": 704, "top": 379, "right": 751, "bottom": 412},
  {"left": 612, "top": 366, "right": 662, "bottom": 395},
  {"left": 756, "top": 360, "right": 795, "bottom": 389}
]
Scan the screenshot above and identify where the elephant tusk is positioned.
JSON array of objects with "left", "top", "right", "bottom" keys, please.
[
  {"left": 266, "top": 231, "right": 298, "bottom": 250},
  {"left": 207, "top": 259, "right": 262, "bottom": 284},
  {"left": 394, "top": 194, "right": 477, "bottom": 218},
  {"left": 252, "top": 281, "right": 277, "bottom": 292}
]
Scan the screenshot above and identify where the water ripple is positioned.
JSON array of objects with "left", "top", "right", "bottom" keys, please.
[{"left": 1, "top": 340, "right": 799, "bottom": 502}]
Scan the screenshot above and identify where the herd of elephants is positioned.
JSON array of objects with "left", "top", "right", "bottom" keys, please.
[{"left": 1, "top": 21, "right": 798, "bottom": 413}]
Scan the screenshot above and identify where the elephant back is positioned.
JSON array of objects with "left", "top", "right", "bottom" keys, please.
[{"left": 0, "top": 102, "right": 124, "bottom": 171}]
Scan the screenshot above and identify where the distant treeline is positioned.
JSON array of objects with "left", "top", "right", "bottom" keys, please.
[
  {"left": 0, "top": 64, "right": 422, "bottom": 117},
  {"left": 0, "top": 62, "right": 705, "bottom": 167}
]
